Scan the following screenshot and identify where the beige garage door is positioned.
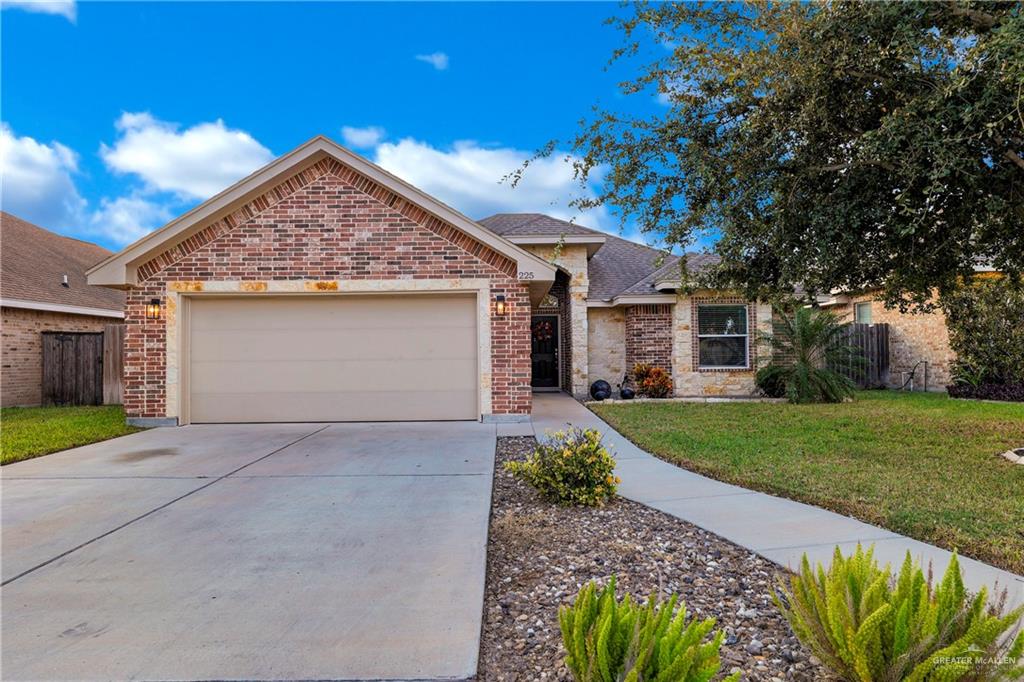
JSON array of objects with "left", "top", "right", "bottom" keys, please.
[{"left": 188, "top": 295, "right": 478, "bottom": 423}]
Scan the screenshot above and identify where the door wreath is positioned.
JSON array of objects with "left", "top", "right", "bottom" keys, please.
[{"left": 532, "top": 320, "right": 554, "bottom": 342}]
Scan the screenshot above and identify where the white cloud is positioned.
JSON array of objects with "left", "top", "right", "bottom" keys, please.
[
  {"left": 0, "top": 123, "right": 86, "bottom": 230},
  {"left": 100, "top": 112, "right": 274, "bottom": 199},
  {"left": 0, "top": 0, "right": 75, "bottom": 21},
  {"left": 341, "top": 125, "right": 386, "bottom": 149},
  {"left": 89, "top": 195, "right": 172, "bottom": 246},
  {"left": 415, "top": 52, "right": 449, "bottom": 71},
  {"left": 372, "top": 137, "right": 612, "bottom": 231}
]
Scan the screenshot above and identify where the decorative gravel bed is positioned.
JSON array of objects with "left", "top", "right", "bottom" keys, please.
[{"left": 478, "top": 437, "right": 829, "bottom": 681}]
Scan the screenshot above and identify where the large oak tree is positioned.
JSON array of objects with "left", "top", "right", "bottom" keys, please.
[{"left": 534, "top": 1, "right": 1023, "bottom": 308}]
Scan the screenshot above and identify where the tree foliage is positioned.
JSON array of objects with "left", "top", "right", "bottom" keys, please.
[
  {"left": 943, "top": 274, "right": 1024, "bottom": 387},
  {"left": 535, "top": 1, "right": 1024, "bottom": 309}
]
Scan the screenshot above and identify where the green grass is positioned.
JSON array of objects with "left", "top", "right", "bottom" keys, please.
[
  {"left": 1, "top": 405, "right": 142, "bottom": 465},
  {"left": 591, "top": 391, "right": 1024, "bottom": 574}
]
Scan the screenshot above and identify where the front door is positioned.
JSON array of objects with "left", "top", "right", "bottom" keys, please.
[{"left": 531, "top": 315, "right": 559, "bottom": 388}]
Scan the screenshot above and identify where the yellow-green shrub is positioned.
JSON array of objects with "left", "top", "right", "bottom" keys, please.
[
  {"left": 559, "top": 576, "right": 740, "bottom": 682},
  {"left": 504, "top": 427, "right": 619, "bottom": 506},
  {"left": 774, "top": 544, "right": 1024, "bottom": 681}
]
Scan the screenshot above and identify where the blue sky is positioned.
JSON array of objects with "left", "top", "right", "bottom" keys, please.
[{"left": 1, "top": 1, "right": 668, "bottom": 251}]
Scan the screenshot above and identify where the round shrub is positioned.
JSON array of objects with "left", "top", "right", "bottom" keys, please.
[
  {"left": 504, "top": 427, "right": 620, "bottom": 506},
  {"left": 633, "top": 363, "right": 673, "bottom": 398}
]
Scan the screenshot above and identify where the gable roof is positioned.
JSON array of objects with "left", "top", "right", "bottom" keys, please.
[
  {"left": 87, "top": 136, "right": 556, "bottom": 293},
  {"left": 477, "top": 213, "right": 719, "bottom": 301},
  {"left": 478, "top": 213, "right": 605, "bottom": 237},
  {"left": 1, "top": 212, "right": 125, "bottom": 315}
]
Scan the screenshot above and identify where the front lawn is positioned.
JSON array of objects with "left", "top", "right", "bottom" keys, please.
[
  {"left": 591, "top": 391, "right": 1024, "bottom": 574},
  {"left": 1, "top": 405, "right": 142, "bottom": 465}
]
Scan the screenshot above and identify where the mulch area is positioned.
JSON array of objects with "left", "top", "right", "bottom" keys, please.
[{"left": 477, "top": 437, "right": 828, "bottom": 681}]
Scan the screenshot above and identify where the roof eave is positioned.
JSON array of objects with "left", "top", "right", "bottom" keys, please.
[
  {"left": 87, "top": 136, "right": 556, "bottom": 288},
  {"left": 506, "top": 234, "right": 606, "bottom": 258},
  {"left": 586, "top": 294, "right": 677, "bottom": 307}
]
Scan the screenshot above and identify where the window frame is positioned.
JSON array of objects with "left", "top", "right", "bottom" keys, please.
[
  {"left": 696, "top": 303, "right": 750, "bottom": 370},
  {"left": 854, "top": 302, "right": 872, "bottom": 324}
]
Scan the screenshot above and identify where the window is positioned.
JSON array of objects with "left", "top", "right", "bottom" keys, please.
[
  {"left": 697, "top": 304, "right": 749, "bottom": 368},
  {"left": 538, "top": 293, "right": 559, "bottom": 309},
  {"left": 855, "top": 302, "right": 872, "bottom": 324}
]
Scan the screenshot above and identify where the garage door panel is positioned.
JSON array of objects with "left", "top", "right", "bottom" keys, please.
[
  {"left": 191, "top": 297, "right": 476, "bottom": 331},
  {"left": 190, "top": 358, "right": 477, "bottom": 394},
  {"left": 189, "top": 327, "right": 475, "bottom": 363},
  {"left": 188, "top": 295, "right": 478, "bottom": 422},
  {"left": 189, "top": 389, "right": 478, "bottom": 423}
]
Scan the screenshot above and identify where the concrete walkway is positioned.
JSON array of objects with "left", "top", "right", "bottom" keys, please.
[{"left": 506, "top": 392, "right": 1024, "bottom": 607}]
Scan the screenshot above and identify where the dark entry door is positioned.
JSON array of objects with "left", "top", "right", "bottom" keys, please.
[{"left": 531, "top": 315, "right": 559, "bottom": 388}]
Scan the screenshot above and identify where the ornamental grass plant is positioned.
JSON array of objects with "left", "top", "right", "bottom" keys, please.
[
  {"left": 560, "top": 576, "right": 740, "bottom": 682},
  {"left": 774, "top": 545, "right": 1024, "bottom": 681}
]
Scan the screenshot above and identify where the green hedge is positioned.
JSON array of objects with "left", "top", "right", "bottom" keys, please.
[{"left": 942, "top": 277, "right": 1024, "bottom": 389}]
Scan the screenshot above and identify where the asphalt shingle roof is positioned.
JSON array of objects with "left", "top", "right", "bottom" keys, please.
[
  {"left": 477, "top": 213, "right": 718, "bottom": 300},
  {"left": 0, "top": 212, "right": 124, "bottom": 312},
  {"left": 477, "top": 213, "right": 604, "bottom": 237}
]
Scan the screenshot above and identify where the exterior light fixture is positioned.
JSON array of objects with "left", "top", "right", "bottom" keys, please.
[
  {"left": 145, "top": 298, "right": 162, "bottom": 320},
  {"left": 495, "top": 294, "right": 507, "bottom": 316}
]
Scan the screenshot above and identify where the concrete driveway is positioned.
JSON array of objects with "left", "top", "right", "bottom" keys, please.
[{"left": 1, "top": 421, "right": 496, "bottom": 681}]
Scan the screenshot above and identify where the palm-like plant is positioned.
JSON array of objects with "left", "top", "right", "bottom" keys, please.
[{"left": 756, "top": 305, "right": 864, "bottom": 403}]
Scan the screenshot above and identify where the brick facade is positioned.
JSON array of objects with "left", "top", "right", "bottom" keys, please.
[
  {"left": 1, "top": 306, "right": 116, "bottom": 407},
  {"left": 624, "top": 304, "right": 673, "bottom": 370},
  {"left": 126, "top": 167, "right": 532, "bottom": 420}
]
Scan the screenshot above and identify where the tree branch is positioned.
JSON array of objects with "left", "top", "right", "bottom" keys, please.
[
  {"left": 944, "top": 2, "right": 999, "bottom": 31},
  {"left": 1003, "top": 149, "right": 1024, "bottom": 172}
]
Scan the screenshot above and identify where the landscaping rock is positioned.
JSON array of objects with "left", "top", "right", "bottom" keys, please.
[{"left": 478, "top": 437, "right": 828, "bottom": 681}]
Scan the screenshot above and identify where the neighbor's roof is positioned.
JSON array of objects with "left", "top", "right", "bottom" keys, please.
[
  {"left": 0, "top": 212, "right": 125, "bottom": 314},
  {"left": 477, "top": 213, "right": 719, "bottom": 300}
]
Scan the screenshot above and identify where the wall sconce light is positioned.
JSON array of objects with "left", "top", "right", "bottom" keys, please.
[
  {"left": 145, "top": 298, "right": 162, "bottom": 320},
  {"left": 495, "top": 294, "right": 507, "bottom": 316}
]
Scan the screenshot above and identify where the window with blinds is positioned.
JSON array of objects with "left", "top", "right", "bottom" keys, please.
[{"left": 697, "top": 304, "right": 749, "bottom": 368}]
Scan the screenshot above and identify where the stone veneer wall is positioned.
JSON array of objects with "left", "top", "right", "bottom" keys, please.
[
  {"left": 624, "top": 305, "right": 673, "bottom": 370},
  {"left": 524, "top": 244, "right": 589, "bottom": 397},
  {"left": 840, "top": 295, "right": 954, "bottom": 390},
  {"left": 587, "top": 307, "right": 626, "bottom": 389},
  {"left": 1, "top": 307, "right": 117, "bottom": 407},
  {"left": 672, "top": 295, "right": 772, "bottom": 396},
  {"left": 127, "top": 163, "right": 532, "bottom": 420}
]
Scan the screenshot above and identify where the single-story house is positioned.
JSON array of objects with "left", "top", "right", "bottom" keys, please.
[
  {"left": 1, "top": 212, "right": 125, "bottom": 407},
  {"left": 88, "top": 136, "right": 770, "bottom": 426}
]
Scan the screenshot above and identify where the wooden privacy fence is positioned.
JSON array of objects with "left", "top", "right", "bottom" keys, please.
[
  {"left": 103, "top": 324, "right": 125, "bottom": 404},
  {"left": 41, "top": 325, "right": 125, "bottom": 406},
  {"left": 832, "top": 322, "right": 890, "bottom": 388}
]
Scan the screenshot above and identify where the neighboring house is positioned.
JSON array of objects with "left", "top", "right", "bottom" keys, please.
[
  {"left": 817, "top": 292, "right": 955, "bottom": 390},
  {"left": 87, "top": 136, "right": 770, "bottom": 426},
  {"left": 1, "top": 213, "right": 125, "bottom": 407}
]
